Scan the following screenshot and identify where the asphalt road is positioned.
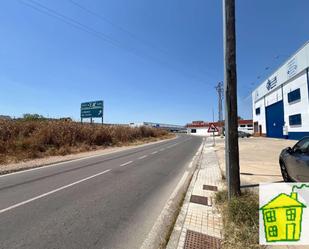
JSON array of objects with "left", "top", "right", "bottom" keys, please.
[{"left": 0, "top": 134, "right": 203, "bottom": 249}]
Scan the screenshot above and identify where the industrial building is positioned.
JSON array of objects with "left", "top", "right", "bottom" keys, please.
[
  {"left": 186, "top": 121, "right": 215, "bottom": 136},
  {"left": 186, "top": 120, "right": 253, "bottom": 136},
  {"left": 129, "top": 122, "right": 185, "bottom": 132},
  {"left": 252, "top": 41, "right": 309, "bottom": 139}
]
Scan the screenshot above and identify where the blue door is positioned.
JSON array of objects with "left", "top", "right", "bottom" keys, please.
[{"left": 266, "top": 100, "right": 284, "bottom": 138}]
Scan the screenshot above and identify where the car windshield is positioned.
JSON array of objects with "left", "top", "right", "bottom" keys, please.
[{"left": 293, "top": 138, "right": 309, "bottom": 153}]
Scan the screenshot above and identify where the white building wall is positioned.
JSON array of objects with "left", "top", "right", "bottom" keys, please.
[
  {"left": 253, "top": 71, "right": 309, "bottom": 136},
  {"left": 187, "top": 127, "right": 219, "bottom": 136},
  {"left": 238, "top": 124, "right": 254, "bottom": 134},
  {"left": 282, "top": 70, "right": 309, "bottom": 133},
  {"left": 265, "top": 86, "right": 283, "bottom": 107},
  {"left": 253, "top": 42, "right": 309, "bottom": 104},
  {"left": 252, "top": 97, "right": 267, "bottom": 134},
  {"left": 252, "top": 41, "right": 309, "bottom": 138}
]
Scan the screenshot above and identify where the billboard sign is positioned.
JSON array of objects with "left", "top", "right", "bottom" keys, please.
[{"left": 81, "top": 100, "right": 103, "bottom": 118}]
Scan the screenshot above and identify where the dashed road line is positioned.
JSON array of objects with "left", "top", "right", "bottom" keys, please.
[
  {"left": 0, "top": 169, "right": 112, "bottom": 215},
  {"left": 138, "top": 155, "right": 148, "bottom": 159},
  {"left": 151, "top": 151, "right": 158, "bottom": 154},
  {"left": 159, "top": 148, "right": 165, "bottom": 152},
  {"left": 120, "top": 161, "right": 133, "bottom": 167},
  {"left": 167, "top": 143, "right": 179, "bottom": 148}
]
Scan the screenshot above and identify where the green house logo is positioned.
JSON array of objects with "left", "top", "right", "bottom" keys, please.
[{"left": 260, "top": 191, "right": 306, "bottom": 242}]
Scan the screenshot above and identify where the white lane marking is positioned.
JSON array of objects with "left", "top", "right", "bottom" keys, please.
[
  {"left": 0, "top": 169, "right": 111, "bottom": 215},
  {"left": 167, "top": 142, "right": 179, "bottom": 149},
  {"left": 120, "top": 161, "right": 133, "bottom": 167},
  {"left": 151, "top": 151, "right": 158, "bottom": 154},
  {"left": 159, "top": 148, "right": 165, "bottom": 151},
  {"left": 138, "top": 155, "right": 147, "bottom": 160}
]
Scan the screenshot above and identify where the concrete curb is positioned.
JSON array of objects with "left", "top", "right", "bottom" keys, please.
[
  {"left": 166, "top": 138, "right": 223, "bottom": 249},
  {"left": 140, "top": 138, "right": 205, "bottom": 249}
]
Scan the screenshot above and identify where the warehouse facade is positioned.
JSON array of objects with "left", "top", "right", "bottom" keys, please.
[
  {"left": 252, "top": 41, "right": 309, "bottom": 140},
  {"left": 186, "top": 120, "right": 253, "bottom": 136}
]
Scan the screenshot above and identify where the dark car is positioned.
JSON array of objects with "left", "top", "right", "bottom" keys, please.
[
  {"left": 238, "top": 131, "right": 251, "bottom": 138},
  {"left": 279, "top": 137, "right": 309, "bottom": 182}
]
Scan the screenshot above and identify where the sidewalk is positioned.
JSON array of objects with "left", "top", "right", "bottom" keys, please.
[
  {"left": 166, "top": 138, "right": 223, "bottom": 249},
  {"left": 214, "top": 136, "right": 294, "bottom": 188},
  {"left": 214, "top": 136, "right": 306, "bottom": 249},
  {"left": 166, "top": 136, "right": 306, "bottom": 249}
]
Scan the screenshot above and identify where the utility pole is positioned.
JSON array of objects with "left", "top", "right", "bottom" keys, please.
[
  {"left": 223, "top": 0, "right": 240, "bottom": 198},
  {"left": 215, "top": 81, "right": 224, "bottom": 123},
  {"left": 212, "top": 107, "right": 216, "bottom": 146},
  {"left": 215, "top": 81, "right": 224, "bottom": 135}
]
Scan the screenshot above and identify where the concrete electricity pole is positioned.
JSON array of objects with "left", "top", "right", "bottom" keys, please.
[
  {"left": 223, "top": 0, "right": 241, "bottom": 198},
  {"left": 215, "top": 81, "right": 224, "bottom": 123}
]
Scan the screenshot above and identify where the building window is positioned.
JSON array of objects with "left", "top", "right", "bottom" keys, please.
[
  {"left": 268, "top": 226, "right": 278, "bottom": 237},
  {"left": 191, "top": 129, "right": 196, "bottom": 133},
  {"left": 247, "top": 124, "right": 253, "bottom": 127},
  {"left": 240, "top": 125, "right": 246, "bottom": 127},
  {"left": 289, "top": 114, "right": 302, "bottom": 126},
  {"left": 265, "top": 210, "right": 276, "bottom": 222},
  {"left": 256, "top": 107, "right": 261, "bottom": 115},
  {"left": 286, "top": 209, "right": 296, "bottom": 221},
  {"left": 288, "top": 88, "right": 301, "bottom": 103}
]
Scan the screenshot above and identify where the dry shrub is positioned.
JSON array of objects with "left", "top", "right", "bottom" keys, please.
[
  {"left": 0, "top": 120, "right": 169, "bottom": 164},
  {"left": 215, "top": 190, "right": 264, "bottom": 249}
]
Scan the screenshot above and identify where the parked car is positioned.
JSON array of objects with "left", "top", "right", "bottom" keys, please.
[
  {"left": 238, "top": 131, "right": 251, "bottom": 138},
  {"left": 279, "top": 137, "right": 309, "bottom": 182}
]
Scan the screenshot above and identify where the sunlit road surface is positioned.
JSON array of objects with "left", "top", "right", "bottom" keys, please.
[{"left": 0, "top": 135, "right": 202, "bottom": 249}]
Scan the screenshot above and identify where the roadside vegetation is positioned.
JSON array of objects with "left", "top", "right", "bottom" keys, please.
[
  {"left": 0, "top": 118, "right": 171, "bottom": 164},
  {"left": 215, "top": 190, "right": 264, "bottom": 249}
]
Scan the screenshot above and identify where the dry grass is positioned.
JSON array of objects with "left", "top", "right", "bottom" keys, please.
[
  {"left": 215, "top": 190, "right": 264, "bottom": 249},
  {"left": 0, "top": 119, "right": 170, "bottom": 164}
]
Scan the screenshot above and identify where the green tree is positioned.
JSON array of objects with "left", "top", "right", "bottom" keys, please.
[{"left": 23, "top": 113, "right": 45, "bottom": 120}]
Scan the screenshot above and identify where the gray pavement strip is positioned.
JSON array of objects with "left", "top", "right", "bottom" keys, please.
[{"left": 141, "top": 138, "right": 205, "bottom": 249}]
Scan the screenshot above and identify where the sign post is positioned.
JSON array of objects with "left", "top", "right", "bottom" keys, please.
[
  {"left": 80, "top": 100, "right": 104, "bottom": 124},
  {"left": 207, "top": 123, "right": 219, "bottom": 146}
]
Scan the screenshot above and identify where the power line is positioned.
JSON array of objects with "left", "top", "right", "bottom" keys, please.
[
  {"left": 242, "top": 54, "right": 290, "bottom": 102},
  {"left": 67, "top": 0, "right": 213, "bottom": 80},
  {"left": 68, "top": 0, "right": 164, "bottom": 51},
  {"left": 20, "top": 0, "right": 144, "bottom": 54},
  {"left": 18, "top": 0, "right": 212, "bottom": 86}
]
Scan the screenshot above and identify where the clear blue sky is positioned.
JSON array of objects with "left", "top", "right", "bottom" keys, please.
[{"left": 1, "top": 0, "right": 309, "bottom": 125}]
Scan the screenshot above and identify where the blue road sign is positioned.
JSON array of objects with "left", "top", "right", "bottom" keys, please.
[{"left": 81, "top": 100, "right": 103, "bottom": 118}]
